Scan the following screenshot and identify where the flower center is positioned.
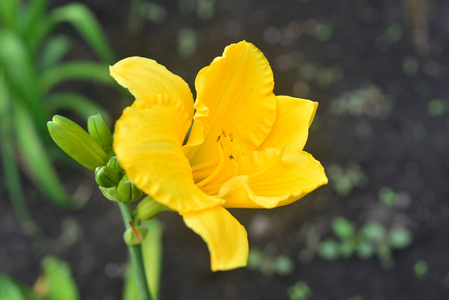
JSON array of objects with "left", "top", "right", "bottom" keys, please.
[
  {"left": 217, "top": 129, "right": 241, "bottom": 161},
  {"left": 195, "top": 129, "right": 240, "bottom": 193}
]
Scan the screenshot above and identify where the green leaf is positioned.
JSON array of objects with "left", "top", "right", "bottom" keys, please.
[
  {"left": 0, "top": 0, "right": 20, "bottom": 28},
  {"left": 123, "top": 219, "right": 163, "bottom": 300},
  {"left": 49, "top": 3, "right": 115, "bottom": 63},
  {"left": 0, "top": 29, "right": 46, "bottom": 130},
  {"left": 273, "top": 255, "right": 295, "bottom": 276},
  {"left": 0, "top": 72, "right": 39, "bottom": 232},
  {"left": 46, "top": 92, "right": 110, "bottom": 122},
  {"left": 13, "top": 102, "right": 71, "bottom": 208},
  {"left": 38, "top": 256, "right": 79, "bottom": 300},
  {"left": 332, "top": 217, "right": 355, "bottom": 240},
  {"left": 39, "top": 35, "right": 71, "bottom": 72},
  {"left": 388, "top": 227, "right": 413, "bottom": 250},
  {"left": 19, "top": 0, "right": 48, "bottom": 35},
  {"left": 40, "top": 61, "right": 114, "bottom": 93},
  {"left": 360, "top": 221, "right": 386, "bottom": 243},
  {"left": 0, "top": 275, "right": 25, "bottom": 300},
  {"left": 318, "top": 239, "right": 340, "bottom": 261}
]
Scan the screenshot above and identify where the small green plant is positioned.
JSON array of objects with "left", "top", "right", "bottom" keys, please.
[
  {"left": 0, "top": 0, "right": 116, "bottom": 231},
  {"left": 288, "top": 281, "right": 312, "bottom": 300},
  {"left": 378, "top": 186, "right": 398, "bottom": 207},
  {"left": 248, "top": 243, "right": 295, "bottom": 277},
  {"left": 330, "top": 85, "right": 392, "bottom": 117},
  {"left": 427, "top": 99, "right": 447, "bottom": 116},
  {"left": 413, "top": 260, "right": 429, "bottom": 279},
  {"left": 300, "top": 217, "right": 413, "bottom": 268},
  {"left": 327, "top": 162, "right": 367, "bottom": 197},
  {"left": 0, "top": 256, "right": 79, "bottom": 300}
]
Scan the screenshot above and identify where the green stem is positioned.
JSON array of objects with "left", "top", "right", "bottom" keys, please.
[{"left": 118, "top": 202, "right": 152, "bottom": 300}]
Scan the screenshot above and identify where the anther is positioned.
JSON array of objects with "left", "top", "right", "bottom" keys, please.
[
  {"left": 221, "top": 129, "right": 227, "bottom": 138},
  {"left": 229, "top": 155, "right": 234, "bottom": 160}
]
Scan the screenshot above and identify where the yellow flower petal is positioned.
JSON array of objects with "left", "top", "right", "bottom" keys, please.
[
  {"left": 110, "top": 57, "right": 194, "bottom": 120},
  {"left": 219, "top": 148, "right": 328, "bottom": 208},
  {"left": 182, "top": 206, "right": 248, "bottom": 271},
  {"left": 185, "top": 41, "right": 277, "bottom": 168},
  {"left": 113, "top": 94, "right": 223, "bottom": 213},
  {"left": 259, "top": 96, "right": 318, "bottom": 150}
]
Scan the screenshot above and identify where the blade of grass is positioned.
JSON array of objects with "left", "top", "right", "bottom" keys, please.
[
  {"left": 39, "top": 35, "right": 71, "bottom": 72},
  {"left": 19, "top": 0, "right": 48, "bottom": 36},
  {"left": 49, "top": 3, "right": 115, "bottom": 64},
  {"left": 0, "top": 72, "right": 41, "bottom": 236},
  {"left": 0, "top": 0, "right": 20, "bottom": 28},
  {"left": 13, "top": 100, "right": 71, "bottom": 209},
  {"left": 0, "top": 29, "right": 46, "bottom": 133},
  {"left": 46, "top": 92, "right": 110, "bottom": 122},
  {"left": 39, "top": 61, "right": 114, "bottom": 93}
]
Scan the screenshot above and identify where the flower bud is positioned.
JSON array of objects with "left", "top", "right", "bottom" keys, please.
[
  {"left": 107, "top": 156, "right": 123, "bottom": 174},
  {"left": 47, "top": 115, "right": 108, "bottom": 170},
  {"left": 116, "top": 174, "right": 143, "bottom": 202},
  {"left": 137, "top": 195, "right": 170, "bottom": 220},
  {"left": 123, "top": 225, "right": 148, "bottom": 246},
  {"left": 87, "top": 113, "right": 113, "bottom": 155},
  {"left": 95, "top": 166, "right": 120, "bottom": 188}
]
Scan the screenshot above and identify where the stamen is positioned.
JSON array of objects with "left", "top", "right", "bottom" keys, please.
[{"left": 196, "top": 142, "right": 226, "bottom": 188}]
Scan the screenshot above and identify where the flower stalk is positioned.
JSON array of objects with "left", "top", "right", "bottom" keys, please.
[{"left": 118, "top": 202, "right": 152, "bottom": 300}]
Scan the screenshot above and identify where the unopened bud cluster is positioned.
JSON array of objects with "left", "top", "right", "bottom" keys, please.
[{"left": 48, "top": 113, "right": 142, "bottom": 203}]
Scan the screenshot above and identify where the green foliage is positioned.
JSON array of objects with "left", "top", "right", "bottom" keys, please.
[
  {"left": 328, "top": 162, "right": 367, "bottom": 197},
  {"left": 402, "top": 55, "right": 419, "bottom": 77},
  {"left": 330, "top": 85, "right": 392, "bottom": 117},
  {"left": 427, "top": 99, "right": 447, "bottom": 116},
  {"left": 248, "top": 243, "right": 295, "bottom": 277},
  {"left": 301, "top": 217, "right": 413, "bottom": 268},
  {"left": 378, "top": 187, "right": 398, "bottom": 207},
  {"left": 36, "top": 256, "right": 80, "bottom": 300},
  {"left": 0, "top": 275, "right": 25, "bottom": 300},
  {"left": 413, "top": 260, "right": 428, "bottom": 279},
  {"left": 376, "top": 23, "right": 404, "bottom": 52},
  {"left": 0, "top": 0, "right": 115, "bottom": 224},
  {"left": 0, "top": 256, "right": 78, "bottom": 300},
  {"left": 316, "top": 23, "right": 333, "bottom": 41},
  {"left": 288, "top": 281, "right": 313, "bottom": 300}
]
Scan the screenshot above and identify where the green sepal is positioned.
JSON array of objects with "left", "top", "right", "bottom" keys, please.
[
  {"left": 107, "top": 156, "right": 123, "bottom": 173},
  {"left": 137, "top": 195, "right": 171, "bottom": 220},
  {"left": 47, "top": 115, "right": 108, "bottom": 170},
  {"left": 123, "top": 226, "right": 148, "bottom": 246},
  {"left": 87, "top": 113, "right": 113, "bottom": 155},
  {"left": 98, "top": 186, "right": 120, "bottom": 202},
  {"left": 117, "top": 174, "right": 143, "bottom": 203},
  {"left": 94, "top": 166, "right": 120, "bottom": 188}
]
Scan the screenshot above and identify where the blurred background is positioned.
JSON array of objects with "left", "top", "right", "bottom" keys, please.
[{"left": 1, "top": 0, "right": 449, "bottom": 299}]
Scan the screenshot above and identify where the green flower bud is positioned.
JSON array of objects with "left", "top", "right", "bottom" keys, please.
[
  {"left": 107, "top": 156, "right": 123, "bottom": 174},
  {"left": 47, "top": 115, "right": 108, "bottom": 170},
  {"left": 87, "top": 113, "right": 113, "bottom": 155},
  {"left": 116, "top": 174, "right": 143, "bottom": 202},
  {"left": 95, "top": 166, "right": 120, "bottom": 188},
  {"left": 123, "top": 225, "right": 148, "bottom": 246},
  {"left": 137, "top": 195, "right": 170, "bottom": 220}
]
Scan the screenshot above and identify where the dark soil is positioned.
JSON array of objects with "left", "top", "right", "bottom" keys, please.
[{"left": 2, "top": 0, "right": 449, "bottom": 299}]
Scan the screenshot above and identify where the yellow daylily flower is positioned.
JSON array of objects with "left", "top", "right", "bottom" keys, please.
[{"left": 111, "top": 41, "right": 328, "bottom": 271}]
